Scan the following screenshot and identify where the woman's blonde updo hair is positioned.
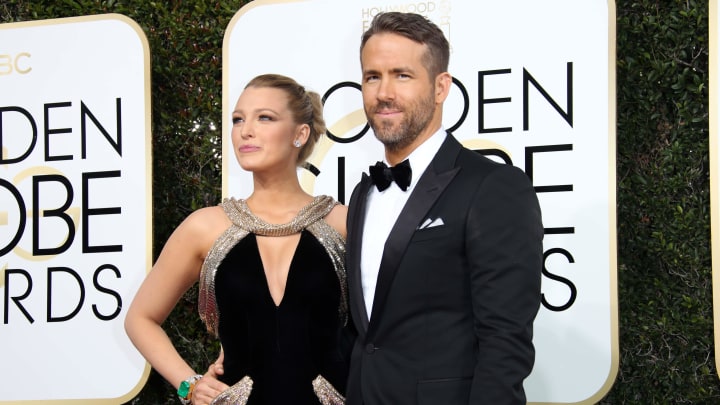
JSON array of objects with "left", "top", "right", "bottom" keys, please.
[{"left": 244, "top": 73, "right": 326, "bottom": 166}]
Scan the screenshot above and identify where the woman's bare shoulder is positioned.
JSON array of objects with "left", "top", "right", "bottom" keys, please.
[{"left": 178, "top": 205, "right": 232, "bottom": 242}]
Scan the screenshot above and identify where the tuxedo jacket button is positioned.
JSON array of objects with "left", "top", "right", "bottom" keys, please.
[{"left": 365, "top": 343, "right": 376, "bottom": 354}]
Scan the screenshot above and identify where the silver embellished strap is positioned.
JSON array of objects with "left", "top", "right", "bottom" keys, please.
[
  {"left": 210, "top": 375, "right": 253, "bottom": 405},
  {"left": 198, "top": 225, "right": 249, "bottom": 336},
  {"left": 313, "top": 374, "right": 345, "bottom": 405},
  {"left": 306, "top": 220, "right": 348, "bottom": 326}
]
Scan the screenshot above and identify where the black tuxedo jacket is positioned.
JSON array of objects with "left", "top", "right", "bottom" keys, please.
[{"left": 345, "top": 133, "right": 543, "bottom": 405}]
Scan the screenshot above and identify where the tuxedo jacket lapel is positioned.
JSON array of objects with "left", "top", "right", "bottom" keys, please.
[
  {"left": 366, "top": 134, "right": 462, "bottom": 339},
  {"left": 347, "top": 173, "right": 374, "bottom": 333}
]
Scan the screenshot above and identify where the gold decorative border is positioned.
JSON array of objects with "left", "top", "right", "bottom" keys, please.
[{"left": 710, "top": 0, "right": 720, "bottom": 382}]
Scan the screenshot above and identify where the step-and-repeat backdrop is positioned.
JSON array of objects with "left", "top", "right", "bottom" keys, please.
[
  {"left": 0, "top": 14, "right": 151, "bottom": 404},
  {"left": 1, "top": 1, "right": 617, "bottom": 403},
  {"left": 224, "top": 1, "right": 617, "bottom": 404}
]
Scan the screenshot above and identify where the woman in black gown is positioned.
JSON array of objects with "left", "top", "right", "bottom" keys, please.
[{"left": 125, "top": 74, "right": 350, "bottom": 405}]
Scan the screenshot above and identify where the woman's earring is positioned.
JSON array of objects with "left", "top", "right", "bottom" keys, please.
[{"left": 293, "top": 140, "right": 302, "bottom": 148}]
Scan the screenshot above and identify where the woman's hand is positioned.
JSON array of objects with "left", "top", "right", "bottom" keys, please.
[{"left": 192, "top": 353, "right": 229, "bottom": 405}]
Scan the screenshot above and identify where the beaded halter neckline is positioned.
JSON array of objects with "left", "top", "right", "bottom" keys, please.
[{"left": 225, "top": 195, "right": 336, "bottom": 237}]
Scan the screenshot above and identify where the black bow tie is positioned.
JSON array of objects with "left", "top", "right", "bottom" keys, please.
[{"left": 369, "top": 159, "right": 412, "bottom": 191}]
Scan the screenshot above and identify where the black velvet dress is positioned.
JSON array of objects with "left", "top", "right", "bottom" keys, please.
[{"left": 201, "top": 196, "right": 349, "bottom": 405}]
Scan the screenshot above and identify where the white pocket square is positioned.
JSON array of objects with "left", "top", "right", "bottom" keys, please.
[{"left": 418, "top": 217, "right": 444, "bottom": 229}]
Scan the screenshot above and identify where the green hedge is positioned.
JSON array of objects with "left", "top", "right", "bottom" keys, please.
[
  {"left": 2, "top": 0, "right": 719, "bottom": 403},
  {"left": 611, "top": 0, "right": 717, "bottom": 403}
]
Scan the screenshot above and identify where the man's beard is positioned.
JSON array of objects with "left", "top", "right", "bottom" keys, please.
[{"left": 367, "top": 92, "right": 435, "bottom": 153}]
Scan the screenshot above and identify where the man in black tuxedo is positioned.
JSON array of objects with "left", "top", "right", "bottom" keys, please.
[{"left": 345, "top": 11, "right": 544, "bottom": 405}]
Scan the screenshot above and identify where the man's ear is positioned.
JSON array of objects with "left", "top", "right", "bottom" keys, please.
[{"left": 435, "top": 72, "right": 452, "bottom": 104}]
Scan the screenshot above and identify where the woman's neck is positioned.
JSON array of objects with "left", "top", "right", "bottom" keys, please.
[{"left": 246, "top": 175, "right": 313, "bottom": 223}]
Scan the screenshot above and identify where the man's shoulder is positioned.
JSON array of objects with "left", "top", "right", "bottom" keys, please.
[
  {"left": 456, "top": 144, "right": 507, "bottom": 171},
  {"left": 451, "top": 142, "right": 532, "bottom": 188}
]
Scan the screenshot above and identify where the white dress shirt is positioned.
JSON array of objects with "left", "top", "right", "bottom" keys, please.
[{"left": 360, "top": 129, "right": 447, "bottom": 319}]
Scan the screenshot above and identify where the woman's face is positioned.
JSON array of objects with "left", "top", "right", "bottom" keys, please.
[{"left": 230, "top": 86, "right": 305, "bottom": 174}]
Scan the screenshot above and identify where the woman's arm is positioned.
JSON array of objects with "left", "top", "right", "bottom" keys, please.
[{"left": 125, "top": 206, "right": 229, "bottom": 391}]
